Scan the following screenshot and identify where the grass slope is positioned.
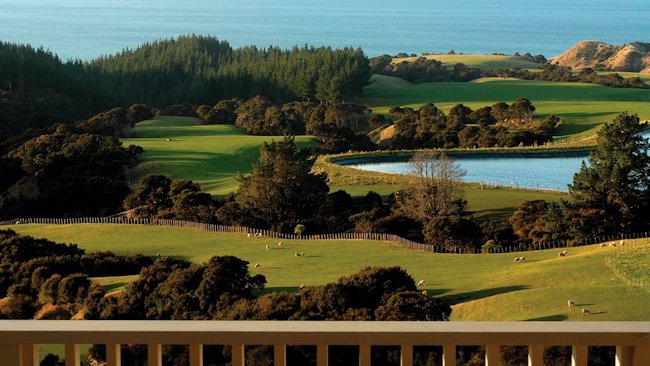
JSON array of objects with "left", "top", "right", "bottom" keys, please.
[
  {"left": 361, "top": 75, "right": 650, "bottom": 138},
  {"left": 121, "top": 117, "right": 318, "bottom": 196},
  {"left": 392, "top": 54, "right": 542, "bottom": 70},
  {"left": 7, "top": 224, "right": 650, "bottom": 321}
]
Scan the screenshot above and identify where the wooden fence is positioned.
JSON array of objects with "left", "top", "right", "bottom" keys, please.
[
  {"left": 1, "top": 217, "right": 649, "bottom": 255},
  {"left": 604, "top": 238, "right": 650, "bottom": 290}
]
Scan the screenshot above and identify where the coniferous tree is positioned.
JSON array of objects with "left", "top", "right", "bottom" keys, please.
[{"left": 567, "top": 113, "right": 650, "bottom": 237}]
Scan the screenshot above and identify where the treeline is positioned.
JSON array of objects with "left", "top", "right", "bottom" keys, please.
[
  {"left": 487, "top": 64, "right": 649, "bottom": 89},
  {"left": 371, "top": 56, "right": 482, "bottom": 83},
  {"left": 370, "top": 55, "right": 649, "bottom": 88},
  {"left": 0, "top": 229, "right": 151, "bottom": 319},
  {"left": 0, "top": 36, "right": 371, "bottom": 142},
  {"left": 387, "top": 99, "right": 559, "bottom": 149},
  {"left": 0, "top": 104, "right": 158, "bottom": 219}
]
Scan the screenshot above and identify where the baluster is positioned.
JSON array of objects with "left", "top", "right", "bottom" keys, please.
[
  {"left": 485, "top": 345, "right": 499, "bottom": 365},
  {"left": 317, "top": 345, "right": 328, "bottom": 366},
  {"left": 528, "top": 345, "right": 544, "bottom": 366},
  {"left": 571, "top": 345, "right": 587, "bottom": 366},
  {"left": 189, "top": 344, "right": 203, "bottom": 366},
  {"left": 359, "top": 345, "right": 371, "bottom": 366},
  {"left": 65, "top": 344, "right": 80, "bottom": 366},
  {"left": 147, "top": 344, "right": 162, "bottom": 366},
  {"left": 274, "top": 344, "right": 286, "bottom": 366},
  {"left": 401, "top": 344, "right": 413, "bottom": 366},
  {"left": 442, "top": 345, "right": 456, "bottom": 366},
  {"left": 231, "top": 344, "right": 244, "bottom": 366},
  {"left": 106, "top": 344, "right": 121, "bottom": 366}
]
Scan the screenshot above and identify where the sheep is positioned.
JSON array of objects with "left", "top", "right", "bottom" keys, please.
[
  {"left": 581, "top": 308, "right": 590, "bottom": 315},
  {"left": 254, "top": 263, "right": 260, "bottom": 269},
  {"left": 294, "top": 252, "right": 305, "bottom": 257},
  {"left": 609, "top": 242, "right": 617, "bottom": 247},
  {"left": 619, "top": 240, "right": 625, "bottom": 246},
  {"left": 300, "top": 252, "right": 305, "bottom": 257},
  {"left": 265, "top": 244, "right": 270, "bottom": 250},
  {"left": 417, "top": 280, "right": 426, "bottom": 286},
  {"left": 567, "top": 300, "right": 575, "bottom": 307},
  {"left": 559, "top": 250, "right": 569, "bottom": 257},
  {"left": 513, "top": 256, "right": 526, "bottom": 263},
  {"left": 299, "top": 284, "right": 306, "bottom": 290},
  {"left": 247, "top": 233, "right": 251, "bottom": 238},
  {"left": 278, "top": 241, "right": 284, "bottom": 246},
  {"left": 14, "top": 220, "right": 21, "bottom": 225},
  {"left": 165, "top": 138, "right": 171, "bottom": 142}
]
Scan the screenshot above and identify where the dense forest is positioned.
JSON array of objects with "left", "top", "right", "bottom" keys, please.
[{"left": 0, "top": 36, "right": 371, "bottom": 142}]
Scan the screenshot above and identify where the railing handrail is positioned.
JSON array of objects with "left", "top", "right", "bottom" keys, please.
[{"left": 1, "top": 321, "right": 649, "bottom": 346}]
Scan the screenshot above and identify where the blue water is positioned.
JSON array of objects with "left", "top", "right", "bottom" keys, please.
[
  {"left": 339, "top": 131, "right": 650, "bottom": 192},
  {"left": 0, "top": 0, "right": 648, "bottom": 60}
]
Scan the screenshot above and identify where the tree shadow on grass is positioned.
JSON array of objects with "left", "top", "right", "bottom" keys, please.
[
  {"left": 526, "top": 314, "right": 568, "bottom": 321},
  {"left": 442, "top": 285, "right": 529, "bottom": 305}
]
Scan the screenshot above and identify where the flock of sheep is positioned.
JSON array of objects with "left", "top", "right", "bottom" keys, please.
[{"left": 245, "top": 233, "right": 623, "bottom": 316}]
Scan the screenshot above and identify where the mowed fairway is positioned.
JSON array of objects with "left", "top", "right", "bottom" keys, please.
[
  {"left": 361, "top": 75, "right": 650, "bottom": 138},
  {"left": 7, "top": 224, "right": 650, "bottom": 321},
  {"left": 121, "top": 117, "right": 318, "bottom": 195}
]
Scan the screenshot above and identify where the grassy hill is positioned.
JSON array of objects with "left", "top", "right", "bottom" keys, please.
[
  {"left": 121, "top": 117, "right": 319, "bottom": 196},
  {"left": 7, "top": 224, "right": 650, "bottom": 321},
  {"left": 391, "top": 54, "right": 542, "bottom": 70},
  {"left": 361, "top": 75, "right": 650, "bottom": 139}
]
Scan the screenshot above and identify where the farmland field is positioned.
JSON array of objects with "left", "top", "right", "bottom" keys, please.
[
  {"left": 360, "top": 75, "right": 650, "bottom": 139},
  {"left": 391, "top": 54, "right": 542, "bottom": 70},
  {"left": 6, "top": 224, "right": 650, "bottom": 321}
]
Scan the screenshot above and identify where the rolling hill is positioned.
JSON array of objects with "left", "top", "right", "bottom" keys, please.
[{"left": 551, "top": 40, "right": 650, "bottom": 73}]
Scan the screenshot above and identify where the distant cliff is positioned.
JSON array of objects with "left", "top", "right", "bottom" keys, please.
[{"left": 551, "top": 41, "right": 650, "bottom": 73}]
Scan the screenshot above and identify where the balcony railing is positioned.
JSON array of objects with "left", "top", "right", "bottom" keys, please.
[{"left": 0, "top": 321, "right": 649, "bottom": 366}]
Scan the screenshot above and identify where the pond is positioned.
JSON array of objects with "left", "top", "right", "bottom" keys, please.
[{"left": 336, "top": 131, "right": 650, "bottom": 192}]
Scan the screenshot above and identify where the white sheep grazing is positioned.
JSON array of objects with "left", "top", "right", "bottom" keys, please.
[
  {"left": 247, "top": 233, "right": 251, "bottom": 238},
  {"left": 278, "top": 241, "right": 284, "bottom": 246},
  {"left": 294, "top": 252, "right": 302, "bottom": 257},
  {"left": 567, "top": 300, "right": 575, "bottom": 307},
  {"left": 299, "top": 284, "right": 306, "bottom": 290},
  {"left": 254, "top": 263, "right": 261, "bottom": 269},
  {"left": 609, "top": 242, "right": 617, "bottom": 247},
  {"left": 581, "top": 308, "right": 590, "bottom": 315},
  {"left": 513, "top": 257, "right": 520, "bottom": 263},
  {"left": 165, "top": 138, "right": 171, "bottom": 142},
  {"left": 417, "top": 280, "right": 426, "bottom": 286},
  {"left": 265, "top": 244, "right": 270, "bottom": 250},
  {"left": 519, "top": 256, "right": 526, "bottom": 262},
  {"left": 559, "top": 250, "right": 569, "bottom": 257}
]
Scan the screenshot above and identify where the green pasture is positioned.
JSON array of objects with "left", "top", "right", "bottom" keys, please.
[
  {"left": 7, "top": 224, "right": 650, "bottom": 321},
  {"left": 361, "top": 75, "right": 650, "bottom": 138},
  {"left": 392, "top": 54, "right": 542, "bottom": 70},
  {"left": 121, "top": 117, "right": 318, "bottom": 196}
]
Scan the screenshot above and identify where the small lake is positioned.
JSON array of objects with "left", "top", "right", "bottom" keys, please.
[{"left": 337, "top": 131, "right": 650, "bottom": 192}]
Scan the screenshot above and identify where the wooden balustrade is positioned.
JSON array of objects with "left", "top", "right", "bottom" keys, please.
[{"left": 0, "top": 321, "right": 649, "bottom": 366}]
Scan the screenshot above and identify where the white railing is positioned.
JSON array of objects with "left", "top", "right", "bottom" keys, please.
[{"left": 0, "top": 321, "right": 649, "bottom": 366}]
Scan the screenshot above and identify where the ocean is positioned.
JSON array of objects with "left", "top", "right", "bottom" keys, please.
[{"left": 0, "top": 0, "right": 648, "bottom": 60}]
